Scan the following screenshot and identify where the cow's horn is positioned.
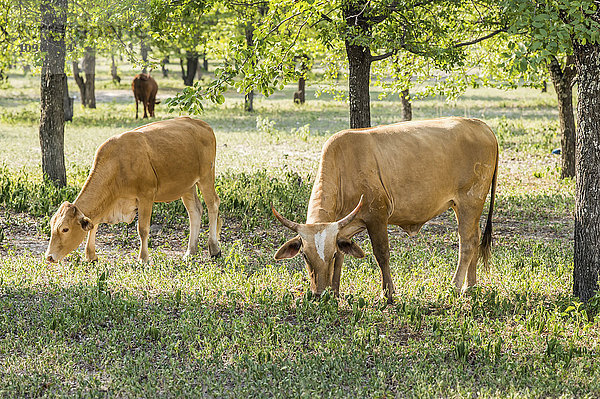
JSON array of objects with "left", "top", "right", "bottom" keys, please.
[
  {"left": 336, "top": 195, "right": 364, "bottom": 229},
  {"left": 271, "top": 205, "right": 300, "bottom": 232}
]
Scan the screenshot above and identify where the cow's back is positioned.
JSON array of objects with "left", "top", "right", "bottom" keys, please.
[
  {"left": 93, "top": 117, "right": 216, "bottom": 202},
  {"left": 309, "top": 117, "right": 497, "bottom": 226}
]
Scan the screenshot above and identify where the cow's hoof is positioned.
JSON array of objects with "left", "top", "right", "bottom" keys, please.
[{"left": 210, "top": 250, "right": 222, "bottom": 259}]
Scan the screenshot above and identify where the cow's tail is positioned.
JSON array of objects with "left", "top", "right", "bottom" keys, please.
[{"left": 479, "top": 143, "right": 498, "bottom": 270}]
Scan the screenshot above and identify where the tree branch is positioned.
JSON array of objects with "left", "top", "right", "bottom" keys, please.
[
  {"left": 453, "top": 28, "right": 506, "bottom": 48},
  {"left": 371, "top": 51, "right": 395, "bottom": 62}
]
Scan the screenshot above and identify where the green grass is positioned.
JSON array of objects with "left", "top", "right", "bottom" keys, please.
[{"left": 0, "top": 61, "right": 595, "bottom": 398}]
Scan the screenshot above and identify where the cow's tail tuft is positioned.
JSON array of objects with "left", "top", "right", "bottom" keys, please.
[{"left": 479, "top": 143, "right": 498, "bottom": 270}]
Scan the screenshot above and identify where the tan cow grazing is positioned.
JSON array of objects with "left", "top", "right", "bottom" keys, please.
[
  {"left": 272, "top": 117, "right": 498, "bottom": 303},
  {"left": 132, "top": 73, "right": 159, "bottom": 119},
  {"left": 45, "top": 117, "right": 222, "bottom": 263}
]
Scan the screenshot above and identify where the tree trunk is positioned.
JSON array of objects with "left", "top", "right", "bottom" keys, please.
[
  {"left": 161, "top": 56, "right": 169, "bottom": 78},
  {"left": 548, "top": 56, "right": 576, "bottom": 179},
  {"left": 39, "top": 0, "right": 67, "bottom": 187},
  {"left": 244, "top": 91, "right": 254, "bottom": 112},
  {"left": 572, "top": 37, "right": 600, "bottom": 302},
  {"left": 294, "top": 76, "right": 306, "bottom": 104},
  {"left": 63, "top": 78, "right": 73, "bottom": 122},
  {"left": 72, "top": 61, "right": 86, "bottom": 106},
  {"left": 344, "top": 4, "right": 372, "bottom": 129},
  {"left": 183, "top": 52, "right": 198, "bottom": 86},
  {"left": 140, "top": 40, "right": 149, "bottom": 74},
  {"left": 111, "top": 54, "right": 121, "bottom": 83},
  {"left": 345, "top": 41, "right": 372, "bottom": 128},
  {"left": 401, "top": 88, "right": 412, "bottom": 121},
  {"left": 196, "top": 61, "right": 202, "bottom": 80},
  {"left": 82, "top": 46, "right": 95, "bottom": 108},
  {"left": 180, "top": 57, "right": 185, "bottom": 80},
  {"left": 293, "top": 55, "right": 308, "bottom": 104},
  {"left": 244, "top": 21, "right": 255, "bottom": 112}
]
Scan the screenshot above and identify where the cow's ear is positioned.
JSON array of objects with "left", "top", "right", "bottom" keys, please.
[
  {"left": 337, "top": 238, "right": 365, "bottom": 258},
  {"left": 274, "top": 236, "right": 302, "bottom": 260},
  {"left": 80, "top": 216, "right": 94, "bottom": 232}
]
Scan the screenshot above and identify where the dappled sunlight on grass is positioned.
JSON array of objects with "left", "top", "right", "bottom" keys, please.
[{"left": 0, "top": 64, "right": 591, "bottom": 397}]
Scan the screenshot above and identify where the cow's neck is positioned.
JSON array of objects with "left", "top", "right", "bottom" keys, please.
[
  {"left": 306, "top": 167, "right": 340, "bottom": 224},
  {"left": 73, "top": 169, "right": 114, "bottom": 222}
]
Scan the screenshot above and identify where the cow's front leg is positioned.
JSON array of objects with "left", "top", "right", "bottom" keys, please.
[
  {"left": 85, "top": 224, "right": 99, "bottom": 262},
  {"left": 137, "top": 200, "right": 153, "bottom": 262},
  {"left": 367, "top": 222, "right": 395, "bottom": 304},
  {"left": 332, "top": 252, "right": 344, "bottom": 296}
]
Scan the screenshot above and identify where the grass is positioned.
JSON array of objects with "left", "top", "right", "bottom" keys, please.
[{"left": 0, "top": 60, "right": 596, "bottom": 398}]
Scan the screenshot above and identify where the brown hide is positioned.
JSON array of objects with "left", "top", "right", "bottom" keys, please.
[
  {"left": 274, "top": 117, "right": 498, "bottom": 302},
  {"left": 132, "top": 73, "right": 159, "bottom": 119},
  {"left": 45, "top": 117, "right": 222, "bottom": 263}
]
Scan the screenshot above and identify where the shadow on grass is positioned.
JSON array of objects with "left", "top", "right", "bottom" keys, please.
[{"left": 0, "top": 275, "right": 596, "bottom": 397}]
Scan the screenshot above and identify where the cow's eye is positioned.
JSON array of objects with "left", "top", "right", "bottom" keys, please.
[{"left": 62, "top": 228, "right": 69, "bottom": 233}]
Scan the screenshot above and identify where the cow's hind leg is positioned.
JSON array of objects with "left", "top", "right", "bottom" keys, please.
[
  {"left": 135, "top": 98, "right": 139, "bottom": 119},
  {"left": 142, "top": 99, "right": 149, "bottom": 118},
  {"left": 181, "top": 187, "right": 203, "bottom": 258},
  {"left": 367, "top": 222, "right": 395, "bottom": 304},
  {"left": 197, "top": 181, "right": 221, "bottom": 257},
  {"left": 85, "top": 224, "right": 99, "bottom": 262},
  {"left": 452, "top": 204, "right": 483, "bottom": 292},
  {"left": 137, "top": 200, "right": 153, "bottom": 262}
]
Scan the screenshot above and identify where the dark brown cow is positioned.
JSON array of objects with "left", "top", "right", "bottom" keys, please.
[{"left": 132, "top": 73, "right": 159, "bottom": 119}]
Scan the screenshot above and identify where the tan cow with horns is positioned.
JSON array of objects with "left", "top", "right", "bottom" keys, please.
[
  {"left": 45, "top": 117, "right": 222, "bottom": 263},
  {"left": 272, "top": 117, "right": 498, "bottom": 303}
]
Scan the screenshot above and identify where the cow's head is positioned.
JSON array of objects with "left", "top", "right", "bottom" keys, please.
[
  {"left": 45, "top": 202, "right": 94, "bottom": 263},
  {"left": 272, "top": 196, "right": 365, "bottom": 296}
]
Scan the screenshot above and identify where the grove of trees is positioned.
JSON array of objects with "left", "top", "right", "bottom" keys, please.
[{"left": 1, "top": 0, "right": 600, "bottom": 300}]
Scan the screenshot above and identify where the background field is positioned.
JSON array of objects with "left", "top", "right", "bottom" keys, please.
[{"left": 0, "top": 62, "right": 597, "bottom": 398}]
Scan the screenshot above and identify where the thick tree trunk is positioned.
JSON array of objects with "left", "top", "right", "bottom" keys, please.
[
  {"left": 82, "top": 46, "right": 95, "bottom": 108},
  {"left": 183, "top": 52, "right": 198, "bottom": 86},
  {"left": 72, "top": 61, "right": 86, "bottom": 106},
  {"left": 111, "top": 55, "right": 121, "bottom": 83},
  {"left": 548, "top": 56, "right": 576, "bottom": 179},
  {"left": 345, "top": 41, "right": 372, "bottom": 128},
  {"left": 573, "top": 38, "right": 600, "bottom": 302},
  {"left": 401, "top": 88, "right": 412, "bottom": 121},
  {"left": 343, "top": 3, "right": 372, "bottom": 129},
  {"left": 39, "top": 0, "right": 67, "bottom": 187}
]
